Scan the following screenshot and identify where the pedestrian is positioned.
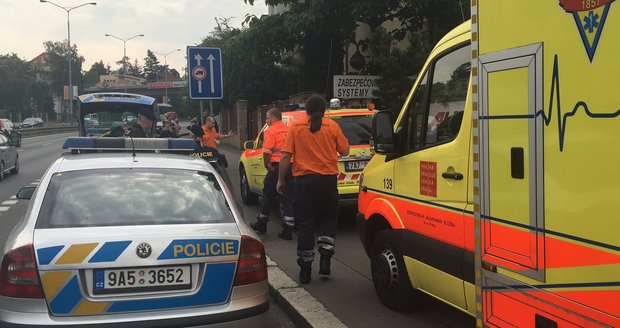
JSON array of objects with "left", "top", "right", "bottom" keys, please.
[
  {"left": 126, "top": 109, "right": 156, "bottom": 138},
  {"left": 250, "top": 108, "right": 295, "bottom": 240},
  {"left": 201, "top": 116, "right": 233, "bottom": 148},
  {"left": 276, "top": 95, "right": 350, "bottom": 284}
]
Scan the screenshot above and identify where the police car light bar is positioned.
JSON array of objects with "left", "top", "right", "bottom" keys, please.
[{"left": 63, "top": 137, "right": 197, "bottom": 151}]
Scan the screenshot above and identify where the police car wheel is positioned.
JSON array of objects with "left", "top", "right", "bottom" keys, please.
[
  {"left": 240, "top": 166, "right": 259, "bottom": 205},
  {"left": 370, "top": 230, "right": 417, "bottom": 311}
]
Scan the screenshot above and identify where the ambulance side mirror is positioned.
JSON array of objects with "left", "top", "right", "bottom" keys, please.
[
  {"left": 243, "top": 140, "right": 255, "bottom": 150},
  {"left": 372, "top": 111, "right": 395, "bottom": 154}
]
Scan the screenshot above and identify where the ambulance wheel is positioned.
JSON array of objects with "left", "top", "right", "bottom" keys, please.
[
  {"left": 240, "top": 166, "right": 258, "bottom": 205},
  {"left": 370, "top": 230, "right": 417, "bottom": 311}
]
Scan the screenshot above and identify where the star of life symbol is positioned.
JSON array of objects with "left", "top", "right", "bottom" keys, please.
[{"left": 559, "top": 0, "right": 616, "bottom": 62}]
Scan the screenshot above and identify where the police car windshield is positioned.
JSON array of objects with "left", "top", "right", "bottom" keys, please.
[
  {"left": 332, "top": 116, "right": 372, "bottom": 145},
  {"left": 36, "top": 168, "right": 234, "bottom": 228}
]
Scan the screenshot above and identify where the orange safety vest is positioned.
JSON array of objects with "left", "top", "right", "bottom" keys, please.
[{"left": 261, "top": 120, "right": 289, "bottom": 163}]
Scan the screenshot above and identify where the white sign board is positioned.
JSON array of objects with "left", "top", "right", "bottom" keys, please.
[{"left": 333, "top": 75, "right": 379, "bottom": 99}]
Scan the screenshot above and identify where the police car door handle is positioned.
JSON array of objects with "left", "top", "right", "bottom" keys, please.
[{"left": 441, "top": 172, "right": 463, "bottom": 180}]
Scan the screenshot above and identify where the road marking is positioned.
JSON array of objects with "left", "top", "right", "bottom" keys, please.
[
  {"left": 10, "top": 195, "right": 16, "bottom": 199},
  {"left": 0, "top": 207, "right": 9, "bottom": 212},
  {"left": 42, "top": 143, "right": 53, "bottom": 146},
  {"left": 2, "top": 200, "right": 17, "bottom": 205}
]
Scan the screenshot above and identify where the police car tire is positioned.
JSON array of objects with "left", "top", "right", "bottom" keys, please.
[
  {"left": 240, "top": 166, "right": 259, "bottom": 205},
  {"left": 370, "top": 230, "right": 417, "bottom": 311}
]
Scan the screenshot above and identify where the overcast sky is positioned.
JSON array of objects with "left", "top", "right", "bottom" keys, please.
[{"left": 0, "top": 0, "right": 267, "bottom": 74}]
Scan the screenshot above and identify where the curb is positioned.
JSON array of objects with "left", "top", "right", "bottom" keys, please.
[{"left": 266, "top": 256, "right": 347, "bottom": 328}]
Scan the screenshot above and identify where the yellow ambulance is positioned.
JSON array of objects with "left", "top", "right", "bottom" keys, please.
[
  {"left": 357, "top": 1, "right": 619, "bottom": 326},
  {"left": 239, "top": 103, "right": 375, "bottom": 206}
]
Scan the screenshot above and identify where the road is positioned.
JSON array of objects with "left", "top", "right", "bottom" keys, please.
[{"left": 0, "top": 133, "right": 298, "bottom": 328}]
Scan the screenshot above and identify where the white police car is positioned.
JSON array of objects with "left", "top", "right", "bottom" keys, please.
[{"left": 0, "top": 137, "right": 268, "bottom": 327}]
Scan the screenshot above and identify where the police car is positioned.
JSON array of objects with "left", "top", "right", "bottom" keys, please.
[
  {"left": 239, "top": 99, "right": 375, "bottom": 206},
  {"left": 0, "top": 137, "right": 268, "bottom": 327}
]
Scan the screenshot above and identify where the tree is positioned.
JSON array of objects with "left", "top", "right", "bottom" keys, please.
[
  {"left": 0, "top": 54, "right": 55, "bottom": 120},
  {"left": 44, "top": 40, "right": 85, "bottom": 97},
  {"left": 143, "top": 50, "right": 161, "bottom": 82},
  {"left": 127, "top": 58, "right": 143, "bottom": 77},
  {"left": 83, "top": 60, "right": 109, "bottom": 88}
]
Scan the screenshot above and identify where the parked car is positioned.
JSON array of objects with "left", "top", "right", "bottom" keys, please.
[
  {"left": 0, "top": 133, "right": 18, "bottom": 180},
  {"left": 0, "top": 137, "right": 268, "bottom": 327},
  {"left": 21, "top": 117, "right": 44, "bottom": 128},
  {"left": 239, "top": 100, "right": 375, "bottom": 207},
  {"left": 0, "top": 118, "right": 21, "bottom": 147}
]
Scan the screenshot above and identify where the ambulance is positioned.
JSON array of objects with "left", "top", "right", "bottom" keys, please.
[
  {"left": 239, "top": 101, "right": 375, "bottom": 207},
  {"left": 357, "top": 1, "right": 619, "bottom": 327}
]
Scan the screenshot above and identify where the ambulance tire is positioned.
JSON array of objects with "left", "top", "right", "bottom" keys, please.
[
  {"left": 240, "top": 166, "right": 259, "bottom": 205},
  {"left": 370, "top": 230, "right": 417, "bottom": 311}
]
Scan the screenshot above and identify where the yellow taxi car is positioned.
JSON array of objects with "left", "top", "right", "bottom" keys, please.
[{"left": 239, "top": 100, "right": 375, "bottom": 207}]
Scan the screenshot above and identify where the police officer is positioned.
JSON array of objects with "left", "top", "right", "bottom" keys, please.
[
  {"left": 277, "top": 95, "right": 349, "bottom": 284},
  {"left": 126, "top": 109, "right": 156, "bottom": 138},
  {"left": 250, "top": 108, "right": 295, "bottom": 240}
]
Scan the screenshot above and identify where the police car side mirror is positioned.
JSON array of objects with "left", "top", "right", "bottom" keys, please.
[
  {"left": 243, "top": 140, "right": 255, "bottom": 150},
  {"left": 16, "top": 186, "right": 36, "bottom": 200},
  {"left": 372, "top": 111, "right": 395, "bottom": 154}
]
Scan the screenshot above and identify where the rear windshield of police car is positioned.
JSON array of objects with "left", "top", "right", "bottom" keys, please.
[
  {"left": 35, "top": 168, "right": 235, "bottom": 228},
  {"left": 332, "top": 116, "right": 372, "bottom": 145}
]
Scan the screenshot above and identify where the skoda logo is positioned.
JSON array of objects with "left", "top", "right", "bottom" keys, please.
[{"left": 136, "top": 242, "right": 152, "bottom": 259}]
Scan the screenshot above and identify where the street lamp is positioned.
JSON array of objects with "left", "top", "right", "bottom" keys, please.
[
  {"left": 40, "top": 0, "right": 96, "bottom": 123},
  {"left": 153, "top": 49, "right": 181, "bottom": 103},
  {"left": 105, "top": 33, "right": 144, "bottom": 92}
]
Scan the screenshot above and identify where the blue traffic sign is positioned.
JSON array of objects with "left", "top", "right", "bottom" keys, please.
[{"left": 187, "top": 47, "right": 223, "bottom": 99}]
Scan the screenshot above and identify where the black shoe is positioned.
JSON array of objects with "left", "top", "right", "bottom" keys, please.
[
  {"left": 297, "top": 259, "right": 312, "bottom": 284},
  {"left": 318, "top": 248, "right": 332, "bottom": 276},
  {"left": 250, "top": 220, "right": 267, "bottom": 234},
  {"left": 278, "top": 228, "right": 293, "bottom": 240}
]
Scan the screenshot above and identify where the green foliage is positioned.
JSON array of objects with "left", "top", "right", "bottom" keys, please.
[
  {"left": 143, "top": 50, "right": 161, "bottom": 82},
  {"left": 0, "top": 54, "right": 54, "bottom": 119},
  {"left": 83, "top": 60, "right": 109, "bottom": 88},
  {"left": 44, "top": 40, "right": 85, "bottom": 96}
]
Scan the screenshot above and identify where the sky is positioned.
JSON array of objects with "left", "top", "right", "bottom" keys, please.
[{"left": 0, "top": 0, "right": 268, "bottom": 74}]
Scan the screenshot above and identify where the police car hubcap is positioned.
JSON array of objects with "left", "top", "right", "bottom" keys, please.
[{"left": 136, "top": 242, "right": 152, "bottom": 258}]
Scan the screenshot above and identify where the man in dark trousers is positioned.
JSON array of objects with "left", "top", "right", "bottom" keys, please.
[
  {"left": 250, "top": 108, "right": 295, "bottom": 239},
  {"left": 277, "top": 96, "right": 349, "bottom": 284}
]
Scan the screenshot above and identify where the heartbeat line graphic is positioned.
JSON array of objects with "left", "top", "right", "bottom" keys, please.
[{"left": 539, "top": 55, "right": 620, "bottom": 151}]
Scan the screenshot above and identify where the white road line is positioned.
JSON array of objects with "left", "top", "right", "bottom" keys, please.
[
  {"left": 41, "top": 143, "right": 53, "bottom": 146},
  {"left": 2, "top": 200, "right": 17, "bottom": 205},
  {"left": 10, "top": 195, "right": 16, "bottom": 199},
  {"left": 0, "top": 207, "right": 9, "bottom": 212}
]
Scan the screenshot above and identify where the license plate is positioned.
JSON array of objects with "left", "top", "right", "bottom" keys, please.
[
  {"left": 345, "top": 161, "right": 367, "bottom": 171},
  {"left": 93, "top": 265, "right": 191, "bottom": 295}
]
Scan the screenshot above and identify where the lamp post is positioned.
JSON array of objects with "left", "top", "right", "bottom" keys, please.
[
  {"left": 104, "top": 33, "right": 144, "bottom": 92},
  {"left": 40, "top": 0, "right": 96, "bottom": 123},
  {"left": 153, "top": 49, "right": 181, "bottom": 103}
]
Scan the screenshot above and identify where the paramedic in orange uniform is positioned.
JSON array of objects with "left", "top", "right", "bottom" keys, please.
[
  {"left": 250, "top": 108, "right": 296, "bottom": 240},
  {"left": 201, "top": 116, "right": 232, "bottom": 148},
  {"left": 277, "top": 95, "right": 349, "bottom": 284}
]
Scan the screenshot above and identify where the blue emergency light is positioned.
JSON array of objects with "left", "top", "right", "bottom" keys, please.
[{"left": 63, "top": 137, "right": 198, "bottom": 151}]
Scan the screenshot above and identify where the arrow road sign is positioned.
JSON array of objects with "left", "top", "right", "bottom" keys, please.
[{"left": 187, "top": 47, "right": 223, "bottom": 99}]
